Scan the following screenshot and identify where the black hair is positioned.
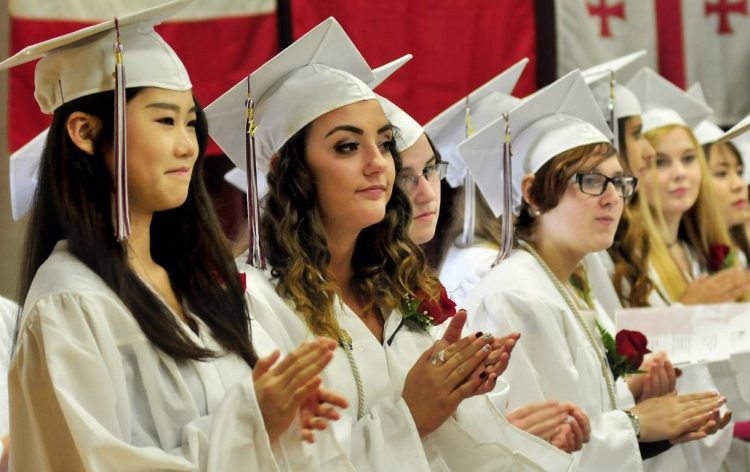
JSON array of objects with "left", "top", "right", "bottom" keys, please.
[{"left": 19, "top": 88, "right": 257, "bottom": 366}]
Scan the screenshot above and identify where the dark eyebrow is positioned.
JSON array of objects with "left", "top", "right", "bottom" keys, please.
[
  {"left": 145, "top": 103, "right": 197, "bottom": 113},
  {"left": 325, "top": 125, "right": 364, "bottom": 138},
  {"left": 401, "top": 156, "right": 436, "bottom": 174},
  {"left": 378, "top": 123, "right": 394, "bottom": 135},
  {"left": 324, "top": 123, "right": 394, "bottom": 138}
]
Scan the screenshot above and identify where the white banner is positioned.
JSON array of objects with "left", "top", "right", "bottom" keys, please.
[
  {"left": 556, "top": 0, "right": 750, "bottom": 125},
  {"left": 616, "top": 303, "right": 750, "bottom": 365}
]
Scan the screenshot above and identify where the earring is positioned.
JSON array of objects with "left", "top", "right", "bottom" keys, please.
[{"left": 530, "top": 208, "right": 541, "bottom": 217}]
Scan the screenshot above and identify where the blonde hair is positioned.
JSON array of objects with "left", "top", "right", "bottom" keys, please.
[{"left": 643, "top": 124, "right": 735, "bottom": 301}]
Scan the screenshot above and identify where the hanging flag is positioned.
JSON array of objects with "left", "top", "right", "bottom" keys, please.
[
  {"left": 555, "top": 0, "right": 750, "bottom": 125},
  {"left": 291, "top": 0, "right": 538, "bottom": 124}
]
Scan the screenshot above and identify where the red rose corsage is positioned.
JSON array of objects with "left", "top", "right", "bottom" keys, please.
[
  {"left": 596, "top": 322, "right": 650, "bottom": 380},
  {"left": 708, "top": 243, "right": 736, "bottom": 273},
  {"left": 386, "top": 284, "right": 457, "bottom": 346}
]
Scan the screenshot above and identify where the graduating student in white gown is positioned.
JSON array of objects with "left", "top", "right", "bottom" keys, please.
[
  {"left": 459, "top": 71, "right": 728, "bottom": 472},
  {"left": 208, "top": 18, "right": 576, "bottom": 471},
  {"left": 385, "top": 94, "right": 589, "bottom": 454},
  {"left": 597, "top": 70, "right": 740, "bottom": 471},
  {"left": 0, "top": 296, "right": 15, "bottom": 471},
  {"left": 4, "top": 5, "right": 350, "bottom": 470}
]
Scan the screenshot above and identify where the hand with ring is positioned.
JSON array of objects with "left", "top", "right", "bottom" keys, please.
[
  {"left": 402, "top": 318, "right": 497, "bottom": 437},
  {"left": 439, "top": 309, "right": 520, "bottom": 380},
  {"left": 430, "top": 349, "right": 447, "bottom": 366}
]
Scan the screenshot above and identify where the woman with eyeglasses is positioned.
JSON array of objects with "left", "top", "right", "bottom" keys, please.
[
  {"left": 463, "top": 72, "right": 728, "bottom": 471},
  {"left": 587, "top": 71, "right": 736, "bottom": 472},
  {"left": 381, "top": 95, "right": 591, "bottom": 454}
]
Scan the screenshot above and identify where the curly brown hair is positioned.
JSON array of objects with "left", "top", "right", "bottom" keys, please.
[{"left": 262, "top": 122, "right": 440, "bottom": 340}]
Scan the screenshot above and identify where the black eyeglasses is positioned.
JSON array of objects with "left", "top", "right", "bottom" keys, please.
[
  {"left": 571, "top": 172, "right": 638, "bottom": 199},
  {"left": 397, "top": 161, "right": 449, "bottom": 191}
]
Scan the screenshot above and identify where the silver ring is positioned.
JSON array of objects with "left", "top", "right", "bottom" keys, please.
[
  {"left": 437, "top": 349, "right": 447, "bottom": 364},
  {"left": 430, "top": 356, "right": 438, "bottom": 366}
]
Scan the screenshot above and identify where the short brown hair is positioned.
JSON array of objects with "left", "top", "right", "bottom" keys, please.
[{"left": 515, "top": 142, "right": 619, "bottom": 242}]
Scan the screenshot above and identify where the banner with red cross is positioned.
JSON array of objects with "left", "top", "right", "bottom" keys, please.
[{"left": 556, "top": 0, "right": 750, "bottom": 125}]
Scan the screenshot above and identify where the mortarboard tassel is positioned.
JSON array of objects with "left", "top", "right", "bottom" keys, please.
[
  {"left": 113, "top": 19, "right": 130, "bottom": 241},
  {"left": 492, "top": 113, "right": 513, "bottom": 267},
  {"left": 244, "top": 77, "right": 266, "bottom": 269},
  {"left": 607, "top": 70, "right": 620, "bottom": 152},
  {"left": 458, "top": 96, "right": 476, "bottom": 247}
]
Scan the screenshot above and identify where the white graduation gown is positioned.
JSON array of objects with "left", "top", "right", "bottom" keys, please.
[
  {"left": 467, "top": 249, "right": 643, "bottom": 472},
  {"left": 439, "top": 242, "right": 498, "bottom": 310},
  {"left": 9, "top": 241, "right": 326, "bottom": 471},
  {"left": 0, "top": 296, "right": 17, "bottom": 463},
  {"left": 242, "top": 266, "right": 576, "bottom": 471},
  {"left": 586, "top": 251, "right": 734, "bottom": 471}
]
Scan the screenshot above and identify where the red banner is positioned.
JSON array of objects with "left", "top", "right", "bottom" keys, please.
[
  {"left": 291, "top": 0, "right": 538, "bottom": 125},
  {"left": 7, "top": 2, "right": 278, "bottom": 152}
]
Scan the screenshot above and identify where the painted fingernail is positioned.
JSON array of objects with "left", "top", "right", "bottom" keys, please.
[
  {"left": 479, "top": 371, "right": 488, "bottom": 380},
  {"left": 475, "top": 332, "right": 484, "bottom": 338},
  {"left": 481, "top": 344, "right": 492, "bottom": 353},
  {"left": 483, "top": 332, "right": 494, "bottom": 340}
]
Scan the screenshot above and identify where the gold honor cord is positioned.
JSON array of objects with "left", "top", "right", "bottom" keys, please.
[
  {"left": 519, "top": 240, "right": 618, "bottom": 410},
  {"left": 338, "top": 328, "right": 366, "bottom": 419}
]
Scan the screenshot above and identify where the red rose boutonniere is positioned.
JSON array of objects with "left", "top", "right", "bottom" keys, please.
[
  {"left": 596, "top": 322, "right": 650, "bottom": 380},
  {"left": 708, "top": 244, "right": 736, "bottom": 273},
  {"left": 386, "top": 284, "right": 457, "bottom": 346},
  {"left": 238, "top": 272, "right": 247, "bottom": 292}
]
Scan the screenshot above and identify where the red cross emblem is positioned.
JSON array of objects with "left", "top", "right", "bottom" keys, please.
[
  {"left": 587, "top": 0, "right": 626, "bottom": 37},
  {"left": 705, "top": 0, "right": 748, "bottom": 34}
]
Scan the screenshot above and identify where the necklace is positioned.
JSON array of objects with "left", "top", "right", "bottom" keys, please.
[{"left": 518, "top": 240, "right": 617, "bottom": 410}]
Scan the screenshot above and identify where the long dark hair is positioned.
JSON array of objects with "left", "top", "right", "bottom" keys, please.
[
  {"left": 262, "top": 122, "right": 439, "bottom": 340},
  {"left": 19, "top": 88, "right": 257, "bottom": 367}
]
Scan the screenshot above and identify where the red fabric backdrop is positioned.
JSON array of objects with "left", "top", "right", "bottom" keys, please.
[{"left": 291, "top": 0, "right": 538, "bottom": 125}]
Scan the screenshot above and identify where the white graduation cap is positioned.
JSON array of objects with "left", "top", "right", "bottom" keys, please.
[
  {"left": 627, "top": 67, "right": 712, "bottom": 133},
  {"left": 205, "top": 17, "right": 407, "bottom": 173},
  {"left": 687, "top": 83, "right": 724, "bottom": 145},
  {"left": 370, "top": 54, "right": 412, "bottom": 90},
  {"left": 204, "top": 17, "right": 407, "bottom": 268},
  {"left": 718, "top": 113, "right": 750, "bottom": 182},
  {"left": 423, "top": 58, "right": 528, "bottom": 188},
  {"left": 0, "top": 0, "right": 192, "bottom": 240},
  {"left": 720, "top": 114, "right": 750, "bottom": 144},
  {"left": 582, "top": 50, "right": 646, "bottom": 125},
  {"left": 457, "top": 70, "right": 611, "bottom": 263},
  {"left": 0, "top": 0, "right": 191, "bottom": 113},
  {"left": 9, "top": 128, "right": 48, "bottom": 221},
  {"left": 377, "top": 95, "right": 423, "bottom": 152},
  {"left": 224, "top": 167, "right": 269, "bottom": 197}
]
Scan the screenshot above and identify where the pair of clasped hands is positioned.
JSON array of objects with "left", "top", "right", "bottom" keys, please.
[
  {"left": 249, "top": 310, "right": 589, "bottom": 450},
  {"left": 250, "top": 309, "right": 729, "bottom": 450},
  {"left": 623, "top": 352, "right": 732, "bottom": 444},
  {"left": 681, "top": 265, "right": 750, "bottom": 304}
]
